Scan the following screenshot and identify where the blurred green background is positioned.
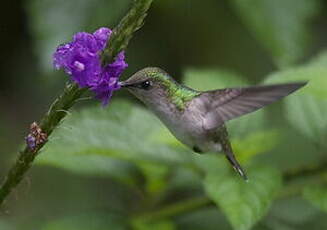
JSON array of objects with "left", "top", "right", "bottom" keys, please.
[{"left": 1, "top": 0, "right": 327, "bottom": 229}]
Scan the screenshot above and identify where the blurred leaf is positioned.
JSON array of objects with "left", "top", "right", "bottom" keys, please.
[
  {"left": 38, "top": 151, "right": 140, "bottom": 185},
  {"left": 183, "top": 68, "right": 246, "bottom": 90},
  {"left": 232, "top": 130, "right": 280, "bottom": 163},
  {"left": 176, "top": 207, "right": 231, "bottom": 230},
  {"left": 137, "top": 162, "right": 169, "bottom": 194},
  {"left": 308, "top": 50, "right": 327, "bottom": 68},
  {"left": 132, "top": 219, "right": 176, "bottom": 230},
  {"left": 37, "top": 100, "right": 192, "bottom": 178},
  {"left": 263, "top": 197, "right": 321, "bottom": 230},
  {"left": 303, "top": 185, "right": 327, "bottom": 213},
  {"left": 229, "top": 0, "right": 320, "bottom": 67},
  {"left": 0, "top": 220, "right": 14, "bottom": 230},
  {"left": 283, "top": 93, "right": 327, "bottom": 144},
  {"left": 227, "top": 110, "right": 266, "bottom": 140},
  {"left": 203, "top": 157, "right": 282, "bottom": 230},
  {"left": 41, "top": 213, "right": 127, "bottom": 230},
  {"left": 168, "top": 167, "right": 202, "bottom": 191},
  {"left": 265, "top": 52, "right": 327, "bottom": 145},
  {"left": 149, "top": 126, "right": 184, "bottom": 148},
  {"left": 26, "top": 0, "right": 130, "bottom": 73}
]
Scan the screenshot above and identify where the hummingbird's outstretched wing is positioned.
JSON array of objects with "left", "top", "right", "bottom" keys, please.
[{"left": 200, "top": 82, "right": 307, "bottom": 130}]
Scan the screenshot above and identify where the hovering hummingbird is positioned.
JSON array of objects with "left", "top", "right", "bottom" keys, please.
[{"left": 120, "top": 67, "right": 306, "bottom": 180}]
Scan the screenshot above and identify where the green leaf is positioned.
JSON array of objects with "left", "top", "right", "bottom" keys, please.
[
  {"left": 229, "top": 0, "right": 320, "bottom": 67},
  {"left": 41, "top": 213, "right": 127, "bottom": 230},
  {"left": 26, "top": 0, "right": 130, "bottom": 73},
  {"left": 0, "top": 220, "right": 14, "bottom": 230},
  {"left": 38, "top": 151, "right": 140, "bottom": 185},
  {"left": 303, "top": 185, "right": 327, "bottom": 213},
  {"left": 176, "top": 207, "right": 231, "bottom": 230},
  {"left": 283, "top": 93, "right": 327, "bottom": 143},
  {"left": 264, "top": 197, "right": 321, "bottom": 230},
  {"left": 204, "top": 159, "right": 282, "bottom": 230},
  {"left": 137, "top": 161, "right": 169, "bottom": 194},
  {"left": 265, "top": 53, "right": 327, "bottom": 145},
  {"left": 37, "top": 100, "right": 192, "bottom": 178},
  {"left": 183, "top": 68, "right": 246, "bottom": 91},
  {"left": 232, "top": 130, "right": 280, "bottom": 163},
  {"left": 308, "top": 50, "right": 327, "bottom": 68},
  {"left": 168, "top": 167, "right": 202, "bottom": 191},
  {"left": 227, "top": 111, "right": 266, "bottom": 141},
  {"left": 132, "top": 219, "right": 176, "bottom": 230}
]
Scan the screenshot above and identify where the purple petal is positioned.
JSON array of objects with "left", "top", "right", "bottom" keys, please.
[
  {"left": 103, "top": 51, "right": 128, "bottom": 79},
  {"left": 93, "top": 27, "right": 112, "bottom": 51},
  {"left": 73, "top": 32, "right": 99, "bottom": 53},
  {"left": 25, "top": 134, "right": 36, "bottom": 150},
  {"left": 53, "top": 43, "right": 72, "bottom": 70}
]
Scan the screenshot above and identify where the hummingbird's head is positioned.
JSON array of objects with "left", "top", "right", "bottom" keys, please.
[{"left": 120, "top": 67, "right": 177, "bottom": 105}]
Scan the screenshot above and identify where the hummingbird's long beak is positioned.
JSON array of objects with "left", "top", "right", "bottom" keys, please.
[{"left": 119, "top": 81, "right": 134, "bottom": 88}]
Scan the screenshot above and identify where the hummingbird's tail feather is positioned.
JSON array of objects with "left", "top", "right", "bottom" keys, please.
[
  {"left": 218, "top": 125, "right": 248, "bottom": 181},
  {"left": 225, "top": 152, "right": 248, "bottom": 181}
]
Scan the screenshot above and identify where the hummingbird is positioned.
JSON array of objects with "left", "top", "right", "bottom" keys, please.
[{"left": 120, "top": 67, "right": 306, "bottom": 180}]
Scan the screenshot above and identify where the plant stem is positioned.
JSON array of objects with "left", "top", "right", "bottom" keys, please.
[
  {"left": 132, "top": 196, "right": 212, "bottom": 223},
  {"left": 0, "top": 0, "right": 153, "bottom": 207},
  {"left": 102, "top": 0, "right": 153, "bottom": 64},
  {"left": 0, "top": 84, "right": 85, "bottom": 205},
  {"left": 283, "top": 160, "right": 327, "bottom": 182}
]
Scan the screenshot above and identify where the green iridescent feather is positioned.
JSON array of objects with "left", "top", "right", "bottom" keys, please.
[{"left": 147, "top": 70, "right": 200, "bottom": 110}]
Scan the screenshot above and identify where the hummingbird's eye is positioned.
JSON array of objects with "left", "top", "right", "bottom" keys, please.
[{"left": 140, "top": 80, "right": 152, "bottom": 90}]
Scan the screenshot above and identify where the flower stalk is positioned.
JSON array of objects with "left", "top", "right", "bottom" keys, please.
[{"left": 0, "top": 0, "right": 153, "bottom": 207}]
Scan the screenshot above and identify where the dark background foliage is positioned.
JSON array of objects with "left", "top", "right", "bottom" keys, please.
[{"left": 1, "top": 0, "right": 327, "bottom": 229}]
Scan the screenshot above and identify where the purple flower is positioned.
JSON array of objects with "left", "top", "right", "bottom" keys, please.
[
  {"left": 93, "top": 27, "right": 112, "bottom": 50},
  {"left": 25, "top": 122, "right": 48, "bottom": 151},
  {"left": 91, "top": 52, "right": 128, "bottom": 105},
  {"left": 25, "top": 134, "right": 36, "bottom": 150},
  {"left": 53, "top": 27, "right": 127, "bottom": 105}
]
